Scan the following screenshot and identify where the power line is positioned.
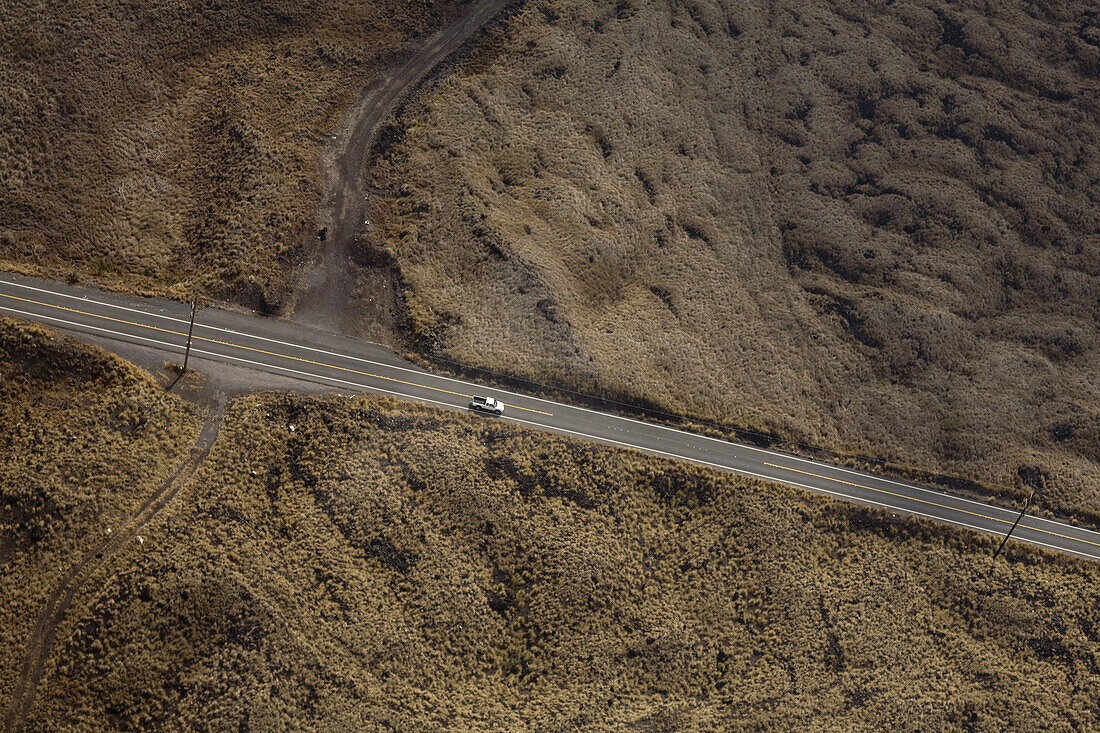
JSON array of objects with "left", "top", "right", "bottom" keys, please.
[
  {"left": 992, "top": 488, "right": 1037, "bottom": 564},
  {"left": 182, "top": 297, "right": 198, "bottom": 373}
]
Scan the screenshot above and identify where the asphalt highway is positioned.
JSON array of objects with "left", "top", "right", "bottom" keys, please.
[{"left": 4, "top": 272, "right": 1099, "bottom": 562}]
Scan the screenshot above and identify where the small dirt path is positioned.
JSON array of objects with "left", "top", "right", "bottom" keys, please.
[
  {"left": 3, "top": 399, "right": 227, "bottom": 733},
  {"left": 292, "top": 0, "right": 512, "bottom": 341}
]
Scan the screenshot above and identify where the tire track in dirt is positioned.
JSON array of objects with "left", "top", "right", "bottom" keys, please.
[
  {"left": 3, "top": 399, "right": 227, "bottom": 733},
  {"left": 292, "top": 0, "right": 513, "bottom": 340}
]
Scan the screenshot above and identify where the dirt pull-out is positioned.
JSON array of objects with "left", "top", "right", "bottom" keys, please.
[
  {"left": 4, "top": 401, "right": 226, "bottom": 732},
  {"left": 291, "top": 0, "right": 512, "bottom": 343}
]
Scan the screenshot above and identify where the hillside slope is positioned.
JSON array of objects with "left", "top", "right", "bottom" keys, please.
[
  {"left": 17, "top": 393, "right": 1100, "bottom": 730},
  {"left": 0, "top": 0, "right": 466, "bottom": 309},
  {"left": 375, "top": 0, "right": 1100, "bottom": 517},
  {"left": 0, "top": 319, "right": 200, "bottom": 711}
]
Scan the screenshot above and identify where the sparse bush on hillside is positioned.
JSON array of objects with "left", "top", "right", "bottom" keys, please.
[
  {"left": 20, "top": 394, "right": 1100, "bottom": 730},
  {"left": 376, "top": 0, "right": 1100, "bottom": 518}
]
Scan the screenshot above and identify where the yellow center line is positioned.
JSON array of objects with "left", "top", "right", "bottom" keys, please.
[
  {"left": 764, "top": 463, "right": 1100, "bottom": 548},
  {"left": 0, "top": 292, "right": 553, "bottom": 416}
]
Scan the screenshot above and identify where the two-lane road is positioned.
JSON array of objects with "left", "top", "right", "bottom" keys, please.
[{"left": 4, "top": 272, "right": 1099, "bottom": 561}]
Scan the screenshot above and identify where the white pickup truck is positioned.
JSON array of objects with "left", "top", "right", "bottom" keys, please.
[{"left": 469, "top": 395, "right": 505, "bottom": 415}]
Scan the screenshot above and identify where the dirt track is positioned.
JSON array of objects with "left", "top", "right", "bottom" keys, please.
[
  {"left": 5, "top": 5, "right": 512, "bottom": 726},
  {"left": 292, "top": 0, "right": 512, "bottom": 341},
  {"left": 3, "top": 401, "right": 225, "bottom": 733}
]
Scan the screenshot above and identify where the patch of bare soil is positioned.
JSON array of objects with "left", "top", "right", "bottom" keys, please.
[
  {"left": 290, "top": 0, "right": 514, "bottom": 345},
  {"left": 81, "top": 334, "right": 337, "bottom": 405}
]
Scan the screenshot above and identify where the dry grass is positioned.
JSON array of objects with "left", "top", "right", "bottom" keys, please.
[
  {"left": 0, "top": 0, "right": 465, "bottom": 310},
  {"left": 13, "top": 392, "right": 1100, "bottom": 730},
  {"left": 0, "top": 318, "right": 200, "bottom": 707},
  {"left": 375, "top": 0, "right": 1100, "bottom": 519}
]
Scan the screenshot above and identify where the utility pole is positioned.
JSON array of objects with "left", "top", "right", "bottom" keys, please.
[
  {"left": 992, "top": 488, "right": 1037, "bottom": 564},
  {"left": 182, "top": 296, "right": 198, "bottom": 373}
]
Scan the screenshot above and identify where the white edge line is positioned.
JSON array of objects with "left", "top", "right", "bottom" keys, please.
[
  {"left": 0, "top": 305, "right": 466, "bottom": 411},
  {"left": 7, "top": 277, "right": 1081, "bottom": 534},
  {"left": 4, "top": 294, "right": 1098, "bottom": 548},
  {"left": 3, "top": 305, "right": 1095, "bottom": 562},
  {"left": 3, "top": 279, "right": 196, "bottom": 326},
  {"left": 499, "top": 412, "right": 1098, "bottom": 561}
]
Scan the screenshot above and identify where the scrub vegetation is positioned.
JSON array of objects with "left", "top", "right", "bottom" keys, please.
[
  {"left": 0, "top": 0, "right": 464, "bottom": 310},
  {"left": 376, "top": 0, "right": 1100, "bottom": 519},
  {"left": 0, "top": 318, "right": 200, "bottom": 708},
  {"left": 16, "top": 392, "right": 1100, "bottom": 730}
]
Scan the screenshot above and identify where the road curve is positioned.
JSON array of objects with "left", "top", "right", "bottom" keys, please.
[{"left": 4, "top": 272, "right": 1100, "bottom": 562}]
